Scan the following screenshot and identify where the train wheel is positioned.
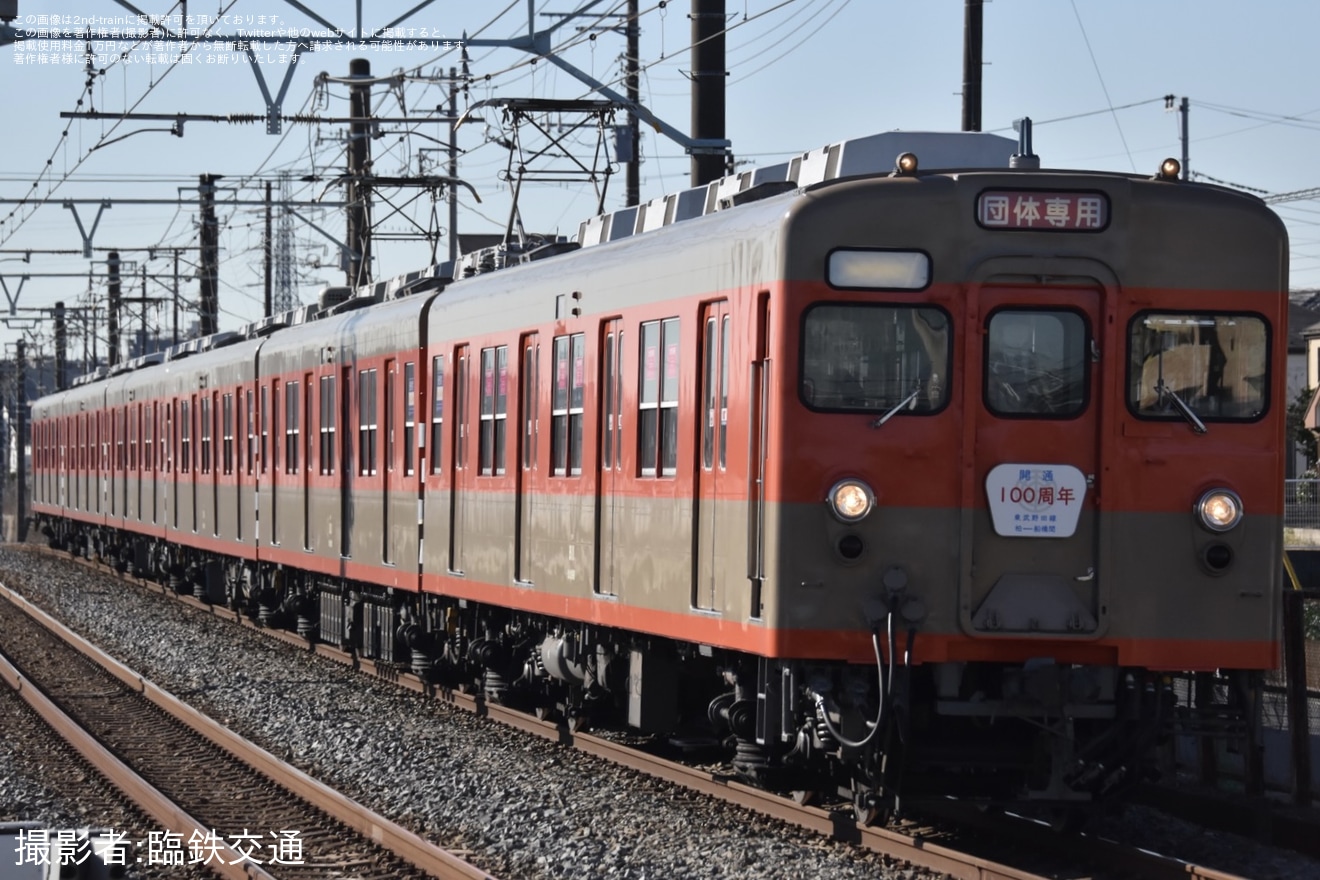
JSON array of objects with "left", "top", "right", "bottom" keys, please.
[
  {"left": 790, "top": 789, "right": 821, "bottom": 807},
  {"left": 851, "top": 780, "right": 891, "bottom": 826}
]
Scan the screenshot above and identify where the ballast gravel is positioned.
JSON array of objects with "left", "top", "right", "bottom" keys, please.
[{"left": 0, "top": 546, "right": 930, "bottom": 880}]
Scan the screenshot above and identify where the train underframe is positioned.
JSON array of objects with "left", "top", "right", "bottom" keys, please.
[{"left": 44, "top": 516, "right": 1205, "bottom": 823}]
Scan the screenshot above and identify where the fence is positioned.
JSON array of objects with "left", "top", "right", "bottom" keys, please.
[
  {"left": 1176, "top": 549, "right": 1320, "bottom": 806},
  {"left": 1286, "top": 479, "right": 1320, "bottom": 542}
]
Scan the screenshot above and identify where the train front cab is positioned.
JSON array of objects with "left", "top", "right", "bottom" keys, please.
[{"left": 761, "top": 167, "right": 1286, "bottom": 806}]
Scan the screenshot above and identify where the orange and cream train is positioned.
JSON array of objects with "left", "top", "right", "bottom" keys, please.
[{"left": 30, "top": 130, "right": 1285, "bottom": 820}]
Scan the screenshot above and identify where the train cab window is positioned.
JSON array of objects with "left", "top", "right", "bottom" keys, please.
[
  {"left": 800, "top": 305, "right": 950, "bottom": 414},
  {"left": 984, "top": 309, "right": 1088, "bottom": 417},
  {"left": 1127, "top": 312, "right": 1268, "bottom": 422},
  {"left": 639, "top": 318, "right": 680, "bottom": 476},
  {"left": 430, "top": 356, "right": 445, "bottom": 474}
]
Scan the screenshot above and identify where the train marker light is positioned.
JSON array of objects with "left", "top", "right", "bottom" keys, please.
[
  {"left": 894, "top": 152, "right": 919, "bottom": 175},
  {"left": 1156, "top": 158, "right": 1181, "bottom": 181},
  {"left": 828, "top": 479, "right": 875, "bottom": 523},
  {"left": 1195, "top": 489, "right": 1243, "bottom": 532}
]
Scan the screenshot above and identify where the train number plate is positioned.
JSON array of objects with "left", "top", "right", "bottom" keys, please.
[{"left": 985, "top": 464, "right": 1088, "bottom": 538}]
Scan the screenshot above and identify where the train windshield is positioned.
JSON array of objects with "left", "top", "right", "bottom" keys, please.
[
  {"left": 800, "top": 304, "right": 950, "bottom": 413},
  {"left": 1127, "top": 312, "right": 1268, "bottom": 421},
  {"left": 984, "top": 309, "right": 1089, "bottom": 417}
]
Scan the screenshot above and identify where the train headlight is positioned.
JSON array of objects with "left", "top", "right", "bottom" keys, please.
[
  {"left": 1196, "top": 489, "right": 1243, "bottom": 533},
  {"left": 827, "top": 479, "right": 875, "bottom": 523}
]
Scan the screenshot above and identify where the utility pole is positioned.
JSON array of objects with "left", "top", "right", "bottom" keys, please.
[
  {"left": 346, "top": 58, "right": 374, "bottom": 288},
  {"left": 172, "top": 249, "right": 180, "bottom": 344},
  {"left": 690, "top": 0, "right": 728, "bottom": 186},
  {"left": 625, "top": 0, "right": 641, "bottom": 206},
  {"left": 1179, "top": 96, "right": 1190, "bottom": 181},
  {"left": 962, "top": 0, "right": 983, "bottom": 132},
  {"left": 264, "top": 180, "right": 273, "bottom": 317},
  {"left": 54, "top": 301, "right": 67, "bottom": 391},
  {"left": 15, "top": 338, "right": 26, "bottom": 543},
  {"left": 1164, "top": 95, "right": 1191, "bottom": 181},
  {"left": 107, "top": 251, "right": 121, "bottom": 367},
  {"left": 448, "top": 63, "right": 461, "bottom": 265},
  {"left": 198, "top": 174, "right": 221, "bottom": 337}
]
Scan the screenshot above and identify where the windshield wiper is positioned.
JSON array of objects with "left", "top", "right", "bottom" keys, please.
[
  {"left": 871, "top": 387, "right": 921, "bottom": 428},
  {"left": 1155, "top": 379, "right": 1207, "bottom": 434}
]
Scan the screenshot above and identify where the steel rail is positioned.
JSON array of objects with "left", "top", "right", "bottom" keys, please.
[
  {"left": 0, "top": 648, "right": 274, "bottom": 880},
  {"left": 0, "top": 580, "right": 494, "bottom": 880}
]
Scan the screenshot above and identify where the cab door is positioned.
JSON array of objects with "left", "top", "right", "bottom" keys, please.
[{"left": 961, "top": 273, "right": 1109, "bottom": 639}]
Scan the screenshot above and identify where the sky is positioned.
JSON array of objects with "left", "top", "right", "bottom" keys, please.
[{"left": 3, "top": 0, "right": 1320, "bottom": 369}]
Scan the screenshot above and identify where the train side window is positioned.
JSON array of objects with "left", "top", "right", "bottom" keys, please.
[
  {"left": 245, "top": 390, "right": 255, "bottom": 475},
  {"left": 320, "top": 375, "right": 336, "bottom": 475},
  {"left": 385, "top": 363, "right": 396, "bottom": 473},
  {"left": 222, "top": 393, "right": 234, "bottom": 475},
  {"left": 639, "top": 318, "right": 680, "bottom": 477},
  {"left": 552, "top": 334, "right": 585, "bottom": 476},
  {"left": 1127, "top": 311, "right": 1269, "bottom": 422},
  {"left": 984, "top": 309, "right": 1088, "bottom": 418},
  {"left": 180, "top": 400, "right": 192, "bottom": 474},
  {"left": 404, "top": 362, "right": 416, "bottom": 476},
  {"left": 430, "top": 355, "right": 445, "bottom": 474},
  {"left": 523, "top": 343, "right": 538, "bottom": 470},
  {"left": 285, "top": 380, "right": 300, "bottom": 474},
  {"left": 271, "top": 381, "right": 280, "bottom": 472},
  {"left": 702, "top": 315, "right": 731, "bottom": 471},
  {"left": 479, "top": 346, "right": 508, "bottom": 476},
  {"left": 260, "top": 386, "right": 269, "bottom": 474},
  {"left": 359, "top": 368, "right": 378, "bottom": 476},
  {"left": 200, "top": 396, "right": 212, "bottom": 474}
]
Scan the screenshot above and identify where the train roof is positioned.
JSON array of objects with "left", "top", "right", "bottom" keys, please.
[{"left": 576, "top": 130, "right": 1017, "bottom": 248}]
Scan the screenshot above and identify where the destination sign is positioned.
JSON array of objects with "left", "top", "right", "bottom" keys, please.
[{"left": 976, "top": 190, "right": 1110, "bottom": 231}]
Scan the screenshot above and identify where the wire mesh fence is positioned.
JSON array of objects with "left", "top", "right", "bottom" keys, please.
[{"left": 1285, "top": 479, "right": 1320, "bottom": 540}]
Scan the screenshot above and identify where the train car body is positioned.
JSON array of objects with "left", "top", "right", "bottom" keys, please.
[{"left": 30, "top": 130, "right": 1287, "bottom": 819}]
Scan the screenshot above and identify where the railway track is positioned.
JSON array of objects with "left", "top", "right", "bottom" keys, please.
[
  {"left": 5, "top": 547, "right": 1279, "bottom": 880},
  {"left": 0, "top": 583, "right": 492, "bottom": 880}
]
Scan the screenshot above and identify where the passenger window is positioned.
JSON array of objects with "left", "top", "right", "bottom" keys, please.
[{"left": 984, "top": 309, "right": 1088, "bottom": 417}]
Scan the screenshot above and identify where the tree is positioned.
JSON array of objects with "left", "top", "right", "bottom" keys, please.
[{"left": 1287, "top": 386, "right": 1319, "bottom": 472}]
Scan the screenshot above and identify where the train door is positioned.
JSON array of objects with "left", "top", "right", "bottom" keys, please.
[
  {"left": 694, "top": 304, "right": 730, "bottom": 611},
  {"left": 516, "top": 334, "right": 539, "bottom": 584},
  {"left": 382, "top": 359, "right": 396, "bottom": 564},
  {"left": 595, "top": 322, "right": 623, "bottom": 597},
  {"left": 448, "top": 346, "right": 470, "bottom": 574},
  {"left": 303, "top": 372, "right": 313, "bottom": 551},
  {"left": 339, "top": 366, "right": 353, "bottom": 558},
  {"left": 962, "top": 278, "right": 1106, "bottom": 640}
]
